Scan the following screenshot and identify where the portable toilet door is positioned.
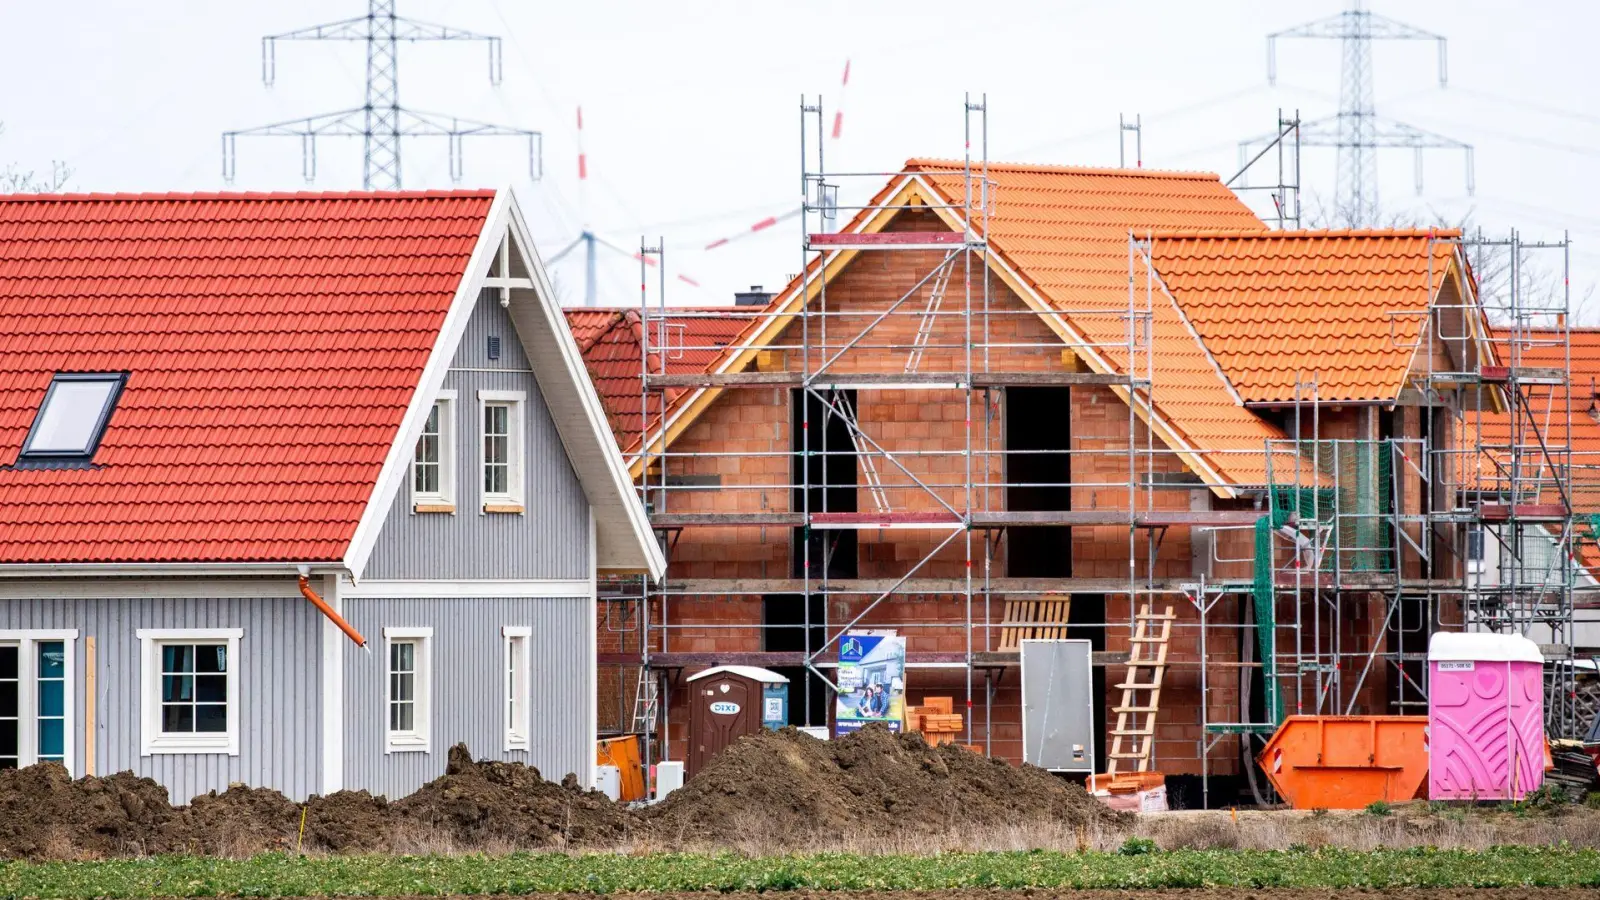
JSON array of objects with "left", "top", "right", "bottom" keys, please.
[
  {"left": 685, "top": 665, "right": 789, "bottom": 778},
  {"left": 1428, "top": 632, "right": 1545, "bottom": 801}
]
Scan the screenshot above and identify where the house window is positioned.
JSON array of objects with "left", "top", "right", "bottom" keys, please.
[
  {"left": 20, "top": 373, "right": 126, "bottom": 464},
  {"left": 384, "top": 627, "right": 432, "bottom": 753},
  {"left": 0, "top": 630, "right": 78, "bottom": 772},
  {"left": 504, "top": 626, "right": 531, "bottom": 751},
  {"left": 478, "top": 390, "right": 525, "bottom": 512},
  {"left": 411, "top": 390, "right": 457, "bottom": 512},
  {"left": 138, "top": 629, "right": 241, "bottom": 756}
]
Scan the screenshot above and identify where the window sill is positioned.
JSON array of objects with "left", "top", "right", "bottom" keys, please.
[
  {"left": 413, "top": 502, "right": 457, "bottom": 514},
  {"left": 505, "top": 734, "right": 529, "bottom": 753},
  {"left": 483, "top": 503, "right": 526, "bottom": 515},
  {"left": 143, "top": 735, "right": 237, "bottom": 756},
  {"left": 386, "top": 733, "right": 430, "bottom": 754}
]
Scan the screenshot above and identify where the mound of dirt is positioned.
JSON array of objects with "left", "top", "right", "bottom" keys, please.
[
  {"left": 305, "top": 790, "right": 398, "bottom": 854},
  {"left": 0, "top": 763, "right": 178, "bottom": 859},
  {"left": 647, "top": 724, "right": 1124, "bottom": 846},
  {"left": 167, "top": 785, "right": 302, "bottom": 856},
  {"left": 393, "top": 743, "right": 640, "bottom": 848}
]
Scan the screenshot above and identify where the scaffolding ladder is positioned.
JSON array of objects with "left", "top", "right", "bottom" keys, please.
[{"left": 1107, "top": 604, "right": 1174, "bottom": 776}]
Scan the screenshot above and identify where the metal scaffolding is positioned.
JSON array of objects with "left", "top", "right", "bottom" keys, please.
[{"left": 591, "top": 97, "right": 1585, "bottom": 808}]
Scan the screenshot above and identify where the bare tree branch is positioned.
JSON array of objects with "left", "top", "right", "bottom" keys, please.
[{"left": 0, "top": 122, "right": 73, "bottom": 194}]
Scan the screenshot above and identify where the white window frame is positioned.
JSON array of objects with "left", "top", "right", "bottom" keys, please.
[
  {"left": 411, "top": 390, "right": 458, "bottom": 512},
  {"left": 138, "top": 628, "right": 241, "bottom": 756},
  {"left": 503, "top": 626, "right": 531, "bottom": 751},
  {"left": 478, "top": 389, "right": 526, "bottom": 513},
  {"left": 383, "top": 626, "right": 432, "bottom": 754},
  {"left": 0, "top": 630, "right": 78, "bottom": 774}
]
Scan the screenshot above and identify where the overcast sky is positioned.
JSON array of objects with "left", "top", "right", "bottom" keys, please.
[{"left": 2, "top": 1, "right": 1595, "bottom": 314}]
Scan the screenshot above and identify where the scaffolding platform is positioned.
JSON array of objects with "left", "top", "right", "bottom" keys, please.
[
  {"left": 644, "top": 371, "right": 1142, "bottom": 388},
  {"left": 807, "top": 231, "right": 976, "bottom": 251},
  {"left": 1478, "top": 503, "right": 1568, "bottom": 522},
  {"left": 655, "top": 577, "right": 1239, "bottom": 594},
  {"left": 598, "top": 650, "right": 1130, "bottom": 669}
]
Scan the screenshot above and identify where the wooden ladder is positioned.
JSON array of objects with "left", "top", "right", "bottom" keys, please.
[{"left": 1106, "top": 604, "right": 1175, "bottom": 776}]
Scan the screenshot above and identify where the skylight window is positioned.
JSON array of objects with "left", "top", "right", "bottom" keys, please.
[{"left": 21, "top": 374, "right": 126, "bottom": 462}]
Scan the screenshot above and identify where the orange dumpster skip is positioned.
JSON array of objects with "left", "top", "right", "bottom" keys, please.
[
  {"left": 596, "top": 736, "right": 646, "bottom": 802},
  {"left": 1258, "top": 715, "right": 1428, "bottom": 810}
]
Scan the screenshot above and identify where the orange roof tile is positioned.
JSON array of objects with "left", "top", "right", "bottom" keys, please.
[
  {"left": 904, "top": 160, "right": 1284, "bottom": 488},
  {"left": 1147, "top": 229, "right": 1461, "bottom": 403}
]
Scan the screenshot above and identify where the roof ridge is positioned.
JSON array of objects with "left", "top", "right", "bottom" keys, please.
[
  {"left": 1147, "top": 227, "right": 1463, "bottom": 240},
  {"left": 0, "top": 189, "right": 499, "bottom": 203},
  {"left": 905, "top": 157, "right": 1223, "bottom": 181}
]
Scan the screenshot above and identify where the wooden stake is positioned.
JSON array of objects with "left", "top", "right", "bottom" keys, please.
[{"left": 84, "top": 636, "right": 96, "bottom": 777}]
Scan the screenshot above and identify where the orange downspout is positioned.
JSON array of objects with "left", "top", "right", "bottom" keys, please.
[{"left": 298, "top": 576, "right": 367, "bottom": 648}]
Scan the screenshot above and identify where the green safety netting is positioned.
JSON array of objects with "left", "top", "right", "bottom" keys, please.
[{"left": 1252, "top": 441, "right": 1394, "bottom": 726}]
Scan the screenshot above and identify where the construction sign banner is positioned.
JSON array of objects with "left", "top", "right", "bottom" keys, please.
[{"left": 835, "top": 630, "right": 906, "bottom": 737}]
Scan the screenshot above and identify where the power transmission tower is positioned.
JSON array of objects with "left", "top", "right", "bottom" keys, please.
[
  {"left": 1252, "top": 0, "right": 1473, "bottom": 226},
  {"left": 222, "top": 0, "right": 542, "bottom": 190}
]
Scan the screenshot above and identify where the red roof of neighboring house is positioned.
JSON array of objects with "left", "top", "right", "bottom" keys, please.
[
  {"left": 1148, "top": 229, "right": 1463, "bottom": 403},
  {"left": 564, "top": 307, "right": 749, "bottom": 443},
  {"left": 0, "top": 189, "right": 495, "bottom": 564}
]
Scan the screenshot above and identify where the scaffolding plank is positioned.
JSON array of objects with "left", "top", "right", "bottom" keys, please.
[
  {"left": 657, "top": 577, "right": 1215, "bottom": 594},
  {"left": 600, "top": 650, "right": 1128, "bottom": 668},
  {"left": 650, "top": 512, "right": 805, "bottom": 527},
  {"left": 808, "top": 231, "right": 971, "bottom": 250},
  {"left": 1478, "top": 365, "right": 1566, "bottom": 385},
  {"left": 645, "top": 371, "right": 1140, "bottom": 388},
  {"left": 810, "top": 511, "right": 961, "bottom": 529},
  {"left": 1479, "top": 503, "right": 1568, "bottom": 522},
  {"left": 970, "top": 510, "right": 1266, "bottom": 528}
]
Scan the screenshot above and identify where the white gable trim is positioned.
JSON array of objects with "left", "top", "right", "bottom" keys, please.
[
  {"left": 500, "top": 191, "right": 665, "bottom": 579},
  {"left": 343, "top": 189, "right": 664, "bottom": 582},
  {"left": 342, "top": 190, "right": 511, "bottom": 580}
]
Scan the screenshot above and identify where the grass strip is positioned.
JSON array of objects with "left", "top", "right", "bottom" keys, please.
[{"left": 4, "top": 846, "right": 1600, "bottom": 897}]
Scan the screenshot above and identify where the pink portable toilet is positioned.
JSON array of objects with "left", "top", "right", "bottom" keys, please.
[{"left": 1428, "top": 632, "right": 1545, "bottom": 801}]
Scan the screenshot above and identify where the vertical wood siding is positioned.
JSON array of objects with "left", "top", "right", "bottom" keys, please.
[
  {"left": 0, "top": 595, "right": 321, "bottom": 802},
  {"left": 364, "top": 289, "right": 590, "bottom": 580},
  {"left": 340, "top": 595, "right": 593, "bottom": 799}
]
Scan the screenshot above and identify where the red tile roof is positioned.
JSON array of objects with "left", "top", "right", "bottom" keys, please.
[
  {"left": 0, "top": 189, "right": 495, "bottom": 564},
  {"left": 1148, "top": 229, "right": 1462, "bottom": 403},
  {"left": 564, "top": 307, "right": 749, "bottom": 443}
]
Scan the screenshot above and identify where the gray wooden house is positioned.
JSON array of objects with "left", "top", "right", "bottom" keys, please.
[{"left": 0, "top": 187, "right": 663, "bottom": 801}]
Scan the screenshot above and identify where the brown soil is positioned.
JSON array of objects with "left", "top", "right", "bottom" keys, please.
[
  {"left": 394, "top": 744, "right": 639, "bottom": 848},
  {"left": 0, "top": 761, "right": 179, "bottom": 859},
  {"left": 646, "top": 724, "right": 1125, "bottom": 847},
  {"left": 0, "top": 743, "right": 631, "bottom": 860}
]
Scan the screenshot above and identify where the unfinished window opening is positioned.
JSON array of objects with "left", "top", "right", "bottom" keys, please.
[
  {"left": 791, "top": 389, "right": 858, "bottom": 579},
  {"left": 1004, "top": 387, "right": 1073, "bottom": 578},
  {"left": 19, "top": 373, "right": 126, "bottom": 465},
  {"left": 763, "top": 593, "right": 831, "bottom": 727}
]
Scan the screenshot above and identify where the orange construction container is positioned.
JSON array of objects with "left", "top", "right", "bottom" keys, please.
[
  {"left": 1258, "top": 715, "right": 1428, "bottom": 810},
  {"left": 596, "top": 736, "right": 646, "bottom": 802}
]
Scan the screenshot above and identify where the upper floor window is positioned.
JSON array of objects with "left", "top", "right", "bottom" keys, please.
[
  {"left": 478, "top": 390, "right": 525, "bottom": 513},
  {"left": 411, "top": 391, "right": 457, "bottom": 512},
  {"left": 20, "top": 373, "right": 126, "bottom": 464}
]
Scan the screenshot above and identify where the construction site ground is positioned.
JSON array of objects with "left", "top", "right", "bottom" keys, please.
[{"left": 3, "top": 726, "right": 1600, "bottom": 895}]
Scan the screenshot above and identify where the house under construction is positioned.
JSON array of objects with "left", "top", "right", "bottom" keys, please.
[{"left": 568, "top": 102, "right": 1588, "bottom": 806}]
